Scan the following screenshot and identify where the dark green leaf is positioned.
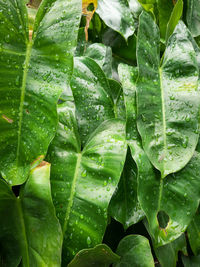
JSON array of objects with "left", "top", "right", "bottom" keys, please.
[
  {"left": 0, "top": 0, "right": 82, "bottom": 185},
  {"left": 109, "top": 149, "right": 144, "bottom": 229},
  {"left": 47, "top": 102, "right": 127, "bottom": 264},
  {"left": 113, "top": 235, "right": 154, "bottom": 267},
  {"left": 165, "top": 0, "right": 183, "bottom": 42},
  {"left": 137, "top": 12, "right": 199, "bottom": 178},
  {"left": 157, "top": 0, "right": 174, "bottom": 41},
  {"left": 182, "top": 255, "right": 200, "bottom": 267},
  {"left": 68, "top": 244, "right": 120, "bottom": 267},
  {"left": 0, "top": 163, "right": 62, "bottom": 266},
  {"left": 96, "top": 0, "right": 136, "bottom": 40},
  {"left": 187, "top": 207, "right": 200, "bottom": 255},
  {"left": 154, "top": 234, "right": 187, "bottom": 267}
]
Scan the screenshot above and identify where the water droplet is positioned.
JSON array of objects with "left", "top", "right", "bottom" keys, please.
[{"left": 87, "top": 236, "right": 91, "bottom": 245}]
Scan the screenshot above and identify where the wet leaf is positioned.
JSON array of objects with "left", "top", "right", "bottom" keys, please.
[
  {"left": 96, "top": 0, "right": 136, "bottom": 40},
  {"left": 47, "top": 101, "right": 127, "bottom": 264},
  {"left": 0, "top": 163, "right": 62, "bottom": 266},
  {"left": 0, "top": 0, "right": 82, "bottom": 185},
  {"left": 137, "top": 12, "right": 199, "bottom": 178}
]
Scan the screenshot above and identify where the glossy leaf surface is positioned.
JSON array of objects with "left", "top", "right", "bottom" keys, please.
[
  {"left": 137, "top": 12, "right": 199, "bottom": 178},
  {"left": 186, "top": 0, "right": 200, "bottom": 37},
  {"left": 96, "top": 0, "right": 136, "bottom": 40},
  {"left": 71, "top": 57, "right": 115, "bottom": 145},
  {"left": 68, "top": 244, "right": 120, "bottom": 267},
  {"left": 47, "top": 101, "right": 127, "bottom": 264},
  {"left": 0, "top": 163, "right": 62, "bottom": 266},
  {"left": 119, "top": 62, "right": 200, "bottom": 246},
  {"left": 113, "top": 235, "right": 154, "bottom": 267},
  {"left": 0, "top": 0, "right": 82, "bottom": 185}
]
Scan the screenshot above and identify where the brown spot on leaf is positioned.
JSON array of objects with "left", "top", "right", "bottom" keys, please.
[
  {"left": 2, "top": 115, "right": 13, "bottom": 123},
  {"left": 36, "top": 161, "right": 50, "bottom": 168}
]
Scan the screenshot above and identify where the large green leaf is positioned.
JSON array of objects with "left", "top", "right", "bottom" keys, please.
[
  {"left": 70, "top": 57, "right": 115, "bottom": 145},
  {"left": 109, "top": 149, "right": 144, "bottom": 229},
  {"left": 68, "top": 244, "right": 120, "bottom": 267},
  {"left": 47, "top": 101, "right": 127, "bottom": 264},
  {"left": 113, "top": 235, "right": 154, "bottom": 267},
  {"left": 137, "top": 12, "right": 199, "bottom": 178},
  {"left": 96, "top": 0, "right": 136, "bottom": 40},
  {"left": 186, "top": 0, "right": 200, "bottom": 37},
  {"left": 0, "top": 163, "right": 62, "bottom": 266},
  {"left": 119, "top": 62, "right": 200, "bottom": 246},
  {"left": 187, "top": 207, "right": 200, "bottom": 255},
  {"left": 0, "top": 0, "right": 81, "bottom": 185}
]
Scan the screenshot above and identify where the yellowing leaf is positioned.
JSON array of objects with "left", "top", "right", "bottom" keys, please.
[{"left": 82, "top": 0, "right": 98, "bottom": 41}]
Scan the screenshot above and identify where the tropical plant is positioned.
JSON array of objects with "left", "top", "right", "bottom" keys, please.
[{"left": 1, "top": 0, "right": 200, "bottom": 266}]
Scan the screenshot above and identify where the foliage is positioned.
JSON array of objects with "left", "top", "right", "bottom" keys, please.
[{"left": 1, "top": 0, "right": 200, "bottom": 266}]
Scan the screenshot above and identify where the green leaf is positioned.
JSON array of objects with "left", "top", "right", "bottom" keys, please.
[
  {"left": 96, "top": 0, "right": 136, "bottom": 40},
  {"left": 113, "top": 235, "right": 154, "bottom": 267},
  {"left": 182, "top": 255, "right": 200, "bottom": 267},
  {"left": 0, "top": 163, "right": 62, "bottom": 266},
  {"left": 118, "top": 61, "right": 200, "bottom": 247},
  {"left": 137, "top": 12, "right": 199, "bottom": 178},
  {"left": 68, "top": 244, "right": 120, "bottom": 267},
  {"left": 157, "top": 0, "right": 174, "bottom": 41},
  {"left": 165, "top": 0, "right": 183, "bottom": 42},
  {"left": 186, "top": 0, "right": 200, "bottom": 37},
  {"left": 47, "top": 102, "right": 127, "bottom": 264},
  {"left": 0, "top": 0, "right": 82, "bottom": 185},
  {"left": 70, "top": 57, "right": 115, "bottom": 145},
  {"left": 75, "top": 28, "right": 86, "bottom": 57},
  {"left": 102, "top": 29, "right": 137, "bottom": 65},
  {"left": 109, "top": 149, "right": 144, "bottom": 229},
  {"left": 107, "top": 79, "right": 126, "bottom": 120},
  {"left": 187, "top": 207, "right": 200, "bottom": 255},
  {"left": 153, "top": 233, "right": 187, "bottom": 267},
  {"left": 84, "top": 43, "right": 112, "bottom": 77}
]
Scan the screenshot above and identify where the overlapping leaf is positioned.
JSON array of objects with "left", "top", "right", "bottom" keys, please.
[
  {"left": 113, "top": 235, "right": 154, "bottom": 267},
  {"left": 137, "top": 12, "right": 200, "bottom": 178},
  {"left": 96, "top": 0, "right": 136, "bottom": 40},
  {"left": 0, "top": 0, "right": 82, "bottom": 185},
  {"left": 47, "top": 101, "right": 127, "bottom": 264},
  {"left": 0, "top": 163, "right": 62, "bottom": 266},
  {"left": 119, "top": 62, "right": 200, "bottom": 247}
]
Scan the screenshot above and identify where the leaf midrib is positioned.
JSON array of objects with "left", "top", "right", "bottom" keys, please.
[
  {"left": 159, "top": 68, "right": 167, "bottom": 178},
  {"left": 62, "top": 153, "right": 82, "bottom": 235},
  {"left": 16, "top": 41, "right": 33, "bottom": 165}
]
